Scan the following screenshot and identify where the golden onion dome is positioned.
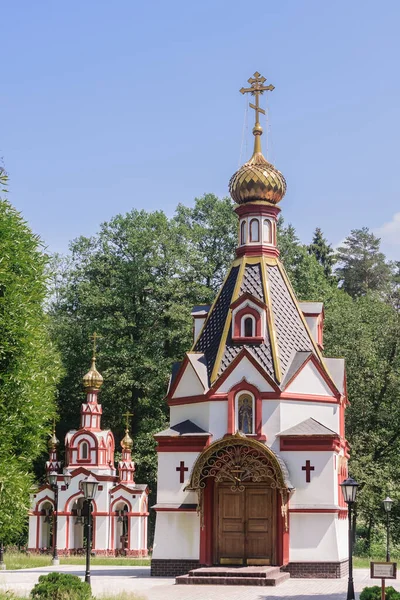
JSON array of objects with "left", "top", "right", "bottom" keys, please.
[
  {"left": 229, "top": 151, "right": 286, "bottom": 205},
  {"left": 229, "top": 123, "right": 286, "bottom": 205},
  {"left": 121, "top": 429, "right": 134, "bottom": 451},
  {"left": 83, "top": 357, "right": 104, "bottom": 390},
  {"left": 48, "top": 431, "right": 60, "bottom": 450}
]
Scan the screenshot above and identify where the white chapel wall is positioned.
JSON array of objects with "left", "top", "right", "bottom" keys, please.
[
  {"left": 156, "top": 451, "right": 199, "bottom": 504},
  {"left": 152, "top": 512, "right": 200, "bottom": 560},
  {"left": 282, "top": 451, "right": 336, "bottom": 506},
  {"left": 217, "top": 356, "right": 275, "bottom": 393},
  {"left": 289, "top": 513, "right": 341, "bottom": 561},
  {"left": 172, "top": 363, "right": 205, "bottom": 398},
  {"left": 279, "top": 400, "right": 340, "bottom": 436},
  {"left": 170, "top": 403, "right": 210, "bottom": 433},
  {"left": 285, "top": 361, "right": 334, "bottom": 397}
]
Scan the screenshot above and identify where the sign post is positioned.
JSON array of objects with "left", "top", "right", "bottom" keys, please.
[{"left": 370, "top": 562, "right": 397, "bottom": 600}]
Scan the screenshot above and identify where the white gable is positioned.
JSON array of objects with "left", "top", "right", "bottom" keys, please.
[
  {"left": 286, "top": 360, "right": 333, "bottom": 397},
  {"left": 216, "top": 355, "right": 275, "bottom": 393},
  {"left": 172, "top": 362, "right": 205, "bottom": 398}
]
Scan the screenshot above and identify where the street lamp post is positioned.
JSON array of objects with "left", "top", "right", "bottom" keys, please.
[
  {"left": 81, "top": 475, "right": 99, "bottom": 586},
  {"left": 48, "top": 470, "right": 71, "bottom": 566},
  {"left": 340, "top": 477, "right": 359, "bottom": 600},
  {"left": 0, "top": 540, "right": 5, "bottom": 571},
  {"left": 383, "top": 497, "right": 393, "bottom": 562}
]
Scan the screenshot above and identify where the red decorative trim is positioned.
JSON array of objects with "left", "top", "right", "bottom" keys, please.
[
  {"left": 282, "top": 353, "right": 340, "bottom": 399},
  {"left": 289, "top": 508, "right": 348, "bottom": 519},
  {"left": 235, "top": 204, "right": 281, "bottom": 218},
  {"left": 35, "top": 495, "right": 55, "bottom": 513},
  {"left": 110, "top": 496, "right": 133, "bottom": 512},
  {"left": 167, "top": 355, "right": 189, "bottom": 399},
  {"left": 227, "top": 380, "right": 264, "bottom": 439},
  {"left": 212, "top": 348, "right": 280, "bottom": 394},
  {"left": 199, "top": 480, "right": 214, "bottom": 565},
  {"left": 154, "top": 507, "right": 197, "bottom": 512},
  {"left": 280, "top": 392, "right": 339, "bottom": 404},
  {"left": 236, "top": 245, "right": 280, "bottom": 258},
  {"left": 280, "top": 436, "right": 341, "bottom": 452},
  {"left": 277, "top": 490, "right": 289, "bottom": 566},
  {"left": 230, "top": 292, "right": 267, "bottom": 311},
  {"left": 67, "top": 467, "right": 117, "bottom": 482},
  {"left": 156, "top": 443, "right": 208, "bottom": 453}
]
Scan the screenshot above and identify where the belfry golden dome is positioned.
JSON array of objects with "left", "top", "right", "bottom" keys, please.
[
  {"left": 121, "top": 429, "right": 134, "bottom": 451},
  {"left": 229, "top": 72, "right": 286, "bottom": 205},
  {"left": 83, "top": 357, "right": 104, "bottom": 390}
]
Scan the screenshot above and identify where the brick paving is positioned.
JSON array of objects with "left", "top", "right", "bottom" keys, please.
[{"left": 1, "top": 565, "right": 400, "bottom": 599}]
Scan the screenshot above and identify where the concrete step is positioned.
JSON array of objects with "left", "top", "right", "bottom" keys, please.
[
  {"left": 188, "top": 566, "right": 282, "bottom": 578},
  {"left": 176, "top": 572, "right": 290, "bottom": 586}
]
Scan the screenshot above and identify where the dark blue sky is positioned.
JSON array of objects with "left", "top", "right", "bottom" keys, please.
[{"left": 2, "top": 0, "right": 399, "bottom": 257}]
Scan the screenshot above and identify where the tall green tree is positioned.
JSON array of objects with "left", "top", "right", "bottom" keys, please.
[
  {"left": 335, "top": 227, "right": 392, "bottom": 297},
  {"left": 308, "top": 227, "right": 335, "bottom": 279},
  {"left": 0, "top": 168, "right": 61, "bottom": 543}
]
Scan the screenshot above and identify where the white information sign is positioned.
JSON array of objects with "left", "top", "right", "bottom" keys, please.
[{"left": 370, "top": 562, "right": 397, "bottom": 580}]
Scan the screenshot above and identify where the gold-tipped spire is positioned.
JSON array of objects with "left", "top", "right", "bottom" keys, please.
[
  {"left": 48, "top": 419, "right": 60, "bottom": 450},
  {"left": 82, "top": 332, "right": 104, "bottom": 390},
  {"left": 121, "top": 411, "right": 134, "bottom": 450},
  {"left": 229, "top": 71, "right": 286, "bottom": 205}
]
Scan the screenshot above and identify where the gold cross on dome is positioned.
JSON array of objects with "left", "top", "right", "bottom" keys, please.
[
  {"left": 123, "top": 411, "right": 134, "bottom": 431},
  {"left": 90, "top": 332, "right": 102, "bottom": 358},
  {"left": 240, "top": 71, "right": 275, "bottom": 126}
]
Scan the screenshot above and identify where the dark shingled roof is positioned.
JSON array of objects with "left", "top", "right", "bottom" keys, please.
[
  {"left": 194, "top": 266, "right": 239, "bottom": 379},
  {"left": 182, "top": 258, "right": 330, "bottom": 391},
  {"left": 239, "top": 263, "right": 264, "bottom": 302},
  {"left": 155, "top": 420, "right": 210, "bottom": 437},
  {"left": 267, "top": 265, "right": 314, "bottom": 380},
  {"left": 278, "top": 417, "right": 337, "bottom": 437}
]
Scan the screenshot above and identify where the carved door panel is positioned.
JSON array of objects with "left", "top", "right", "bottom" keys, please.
[
  {"left": 246, "top": 487, "right": 275, "bottom": 564},
  {"left": 216, "top": 487, "right": 245, "bottom": 564},
  {"left": 215, "top": 484, "right": 275, "bottom": 565}
]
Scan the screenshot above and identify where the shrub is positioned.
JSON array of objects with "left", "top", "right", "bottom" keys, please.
[
  {"left": 360, "top": 586, "right": 400, "bottom": 600},
  {"left": 30, "top": 572, "right": 92, "bottom": 600}
]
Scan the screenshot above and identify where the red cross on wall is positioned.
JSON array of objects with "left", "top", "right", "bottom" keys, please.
[
  {"left": 176, "top": 461, "right": 188, "bottom": 484},
  {"left": 302, "top": 460, "right": 315, "bottom": 483}
]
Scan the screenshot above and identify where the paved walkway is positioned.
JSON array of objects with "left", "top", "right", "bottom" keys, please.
[{"left": 0, "top": 565, "right": 399, "bottom": 599}]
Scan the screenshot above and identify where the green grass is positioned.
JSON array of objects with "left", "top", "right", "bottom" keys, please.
[{"left": 2, "top": 553, "right": 150, "bottom": 571}]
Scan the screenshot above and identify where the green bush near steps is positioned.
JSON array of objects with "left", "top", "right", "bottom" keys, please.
[
  {"left": 360, "top": 586, "right": 400, "bottom": 600},
  {"left": 30, "top": 572, "right": 92, "bottom": 600}
]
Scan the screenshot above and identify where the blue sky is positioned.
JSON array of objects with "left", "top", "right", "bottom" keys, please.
[{"left": 2, "top": 0, "right": 400, "bottom": 258}]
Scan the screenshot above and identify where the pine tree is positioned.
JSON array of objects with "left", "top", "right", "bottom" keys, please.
[
  {"left": 335, "top": 227, "right": 392, "bottom": 297},
  {"left": 308, "top": 227, "right": 335, "bottom": 279}
]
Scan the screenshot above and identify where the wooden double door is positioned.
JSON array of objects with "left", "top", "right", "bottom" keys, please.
[{"left": 215, "top": 483, "right": 276, "bottom": 565}]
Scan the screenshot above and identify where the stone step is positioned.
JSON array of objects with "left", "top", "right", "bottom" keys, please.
[
  {"left": 188, "top": 566, "right": 282, "bottom": 578},
  {"left": 176, "top": 572, "right": 290, "bottom": 586}
]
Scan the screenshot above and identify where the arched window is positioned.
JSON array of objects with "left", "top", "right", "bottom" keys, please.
[
  {"left": 81, "top": 442, "right": 88, "bottom": 460},
  {"left": 237, "top": 393, "right": 254, "bottom": 434},
  {"left": 250, "top": 219, "right": 260, "bottom": 242},
  {"left": 244, "top": 317, "right": 254, "bottom": 337},
  {"left": 240, "top": 220, "right": 247, "bottom": 245},
  {"left": 241, "top": 314, "right": 255, "bottom": 337},
  {"left": 263, "top": 219, "right": 272, "bottom": 244}
]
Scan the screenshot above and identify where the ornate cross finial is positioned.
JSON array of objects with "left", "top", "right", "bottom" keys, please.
[
  {"left": 90, "top": 332, "right": 102, "bottom": 358},
  {"left": 239, "top": 71, "right": 274, "bottom": 155},
  {"left": 240, "top": 71, "right": 274, "bottom": 125},
  {"left": 123, "top": 411, "right": 134, "bottom": 431}
]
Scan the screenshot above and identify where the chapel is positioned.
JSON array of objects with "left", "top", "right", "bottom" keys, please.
[
  {"left": 28, "top": 351, "right": 149, "bottom": 556},
  {"left": 151, "top": 72, "right": 350, "bottom": 580}
]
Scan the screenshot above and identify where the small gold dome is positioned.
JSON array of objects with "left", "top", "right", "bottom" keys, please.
[
  {"left": 229, "top": 150, "right": 286, "bottom": 205},
  {"left": 83, "top": 357, "right": 104, "bottom": 390},
  {"left": 48, "top": 431, "right": 59, "bottom": 450},
  {"left": 121, "top": 429, "right": 133, "bottom": 450}
]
